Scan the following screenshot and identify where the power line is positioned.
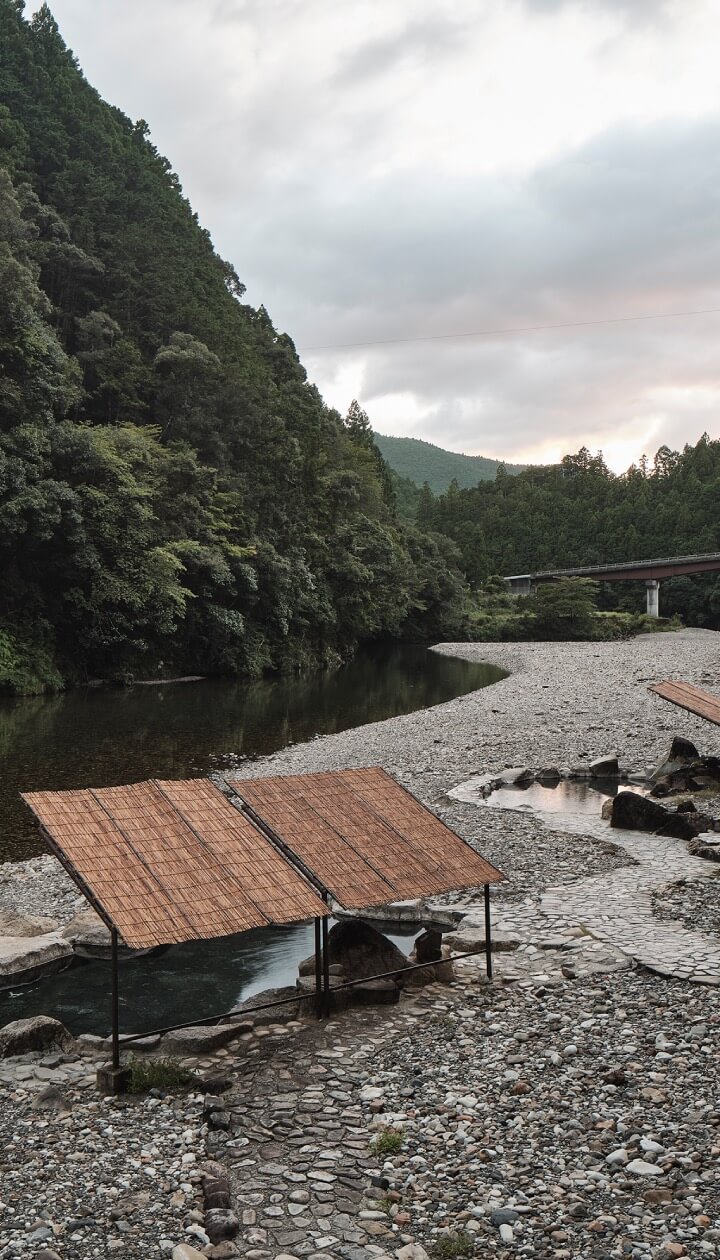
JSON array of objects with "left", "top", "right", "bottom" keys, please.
[{"left": 301, "top": 305, "right": 720, "bottom": 353}]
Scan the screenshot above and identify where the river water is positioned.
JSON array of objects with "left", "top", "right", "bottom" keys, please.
[
  {"left": 0, "top": 645, "right": 506, "bottom": 863},
  {"left": 0, "top": 645, "right": 506, "bottom": 1035}
]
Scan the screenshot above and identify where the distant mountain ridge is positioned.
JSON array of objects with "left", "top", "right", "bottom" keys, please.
[{"left": 375, "top": 433, "right": 526, "bottom": 494}]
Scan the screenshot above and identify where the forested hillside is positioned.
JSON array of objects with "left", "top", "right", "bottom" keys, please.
[
  {"left": 423, "top": 441, "right": 720, "bottom": 625},
  {"left": 0, "top": 1, "right": 466, "bottom": 693},
  {"left": 375, "top": 433, "right": 525, "bottom": 494}
]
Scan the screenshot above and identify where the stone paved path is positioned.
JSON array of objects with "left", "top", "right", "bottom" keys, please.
[
  {"left": 447, "top": 782, "right": 720, "bottom": 985},
  {"left": 203, "top": 987, "right": 455, "bottom": 1260}
]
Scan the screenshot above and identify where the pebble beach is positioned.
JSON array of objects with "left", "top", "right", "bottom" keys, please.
[{"left": 1, "top": 627, "right": 719, "bottom": 1260}]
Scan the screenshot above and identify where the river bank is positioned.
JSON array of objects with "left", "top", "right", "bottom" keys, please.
[
  {"left": 2, "top": 628, "right": 719, "bottom": 928},
  {"left": 232, "top": 626, "right": 720, "bottom": 905},
  {"left": 2, "top": 630, "right": 720, "bottom": 1260}
]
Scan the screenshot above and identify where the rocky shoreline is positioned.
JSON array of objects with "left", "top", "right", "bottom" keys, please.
[{"left": 1, "top": 628, "right": 720, "bottom": 1259}]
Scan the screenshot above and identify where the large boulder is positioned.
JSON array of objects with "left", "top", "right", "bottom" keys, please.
[
  {"left": 62, "top": 908, "right": 112, "bottom": 956},
  {"left": 656, "top": 810, "right": 714, "bottom": 841},
  {"left": 229, "top": 985, "right": 301, "bottom": 1024},
  {"left": 610, "top": 792, "right": 670, "bottom": 832},
  {"left": 655, "top": 815, "right": 702, "bottom": 841},
  {"left": 0, "top": 908, "right": 60, "bottom": 937},
  {"left": 669, "top": 735, "right": 700, "bottom": 760},
  {"left": 0, "top": 933, "right": 73, "bottom": 988},
  {"left": 0, "top": 1016, "right": 74, "bottom": 1059},
  {"left": 321, "top": 919, "right": 409, "bottom": 984},
  {"left": 650, "top": 736, "right": 720, "bottom": 797}
]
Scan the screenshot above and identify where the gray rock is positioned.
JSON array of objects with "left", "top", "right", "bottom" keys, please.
[
  {"left": 589, "top": 755, "right": 620, "bottom": 777},
  {"left": 669, "top": 735, "right": 700, "bottom": 760},
  {"left": 626, "top": 1158, "right": 664, "bottom": 1176},
  {"left": 61, "top": 907, "right": 112, "bottom": 954},
  {"left": 230, "top": 985, "right": 300, "bottom": 1024},
  {"left": 537, "top": 766, "right": 562, "bottom": 784},
  {"left": 161, "top": 1024, "right": 243, "bottom": 1055},
  {"left": 0, "top": 1015, "right": 74, "bottom": 1059},
  {"left": 0, "top": 908, "right": 60, "bottom": 937},
  {"left": 499, "top": 767, "right": 534, "bottom": 785},
  {"left": 30, "top": 1084, "right": 72, "bottom": 1113},
  {"left": 302, "top": 919, "right": 410, "bottom": 985},
  {"left": 395, "top": 1246, "right": 430, "bottom": 1260},
  {"left": 0, "top": 932, "right": 73, "bottom": 986},
  {"left": 27, "top": 1226, "right": 54, "bottom": 1242},
  {"left": 490, "top": 1208, "right": 520, "bottom": 1225},
  {"left": 413, "top": 930, "right": 443, "bottom": 964},
  {"left": 351, "top": 978, "right": 401, "bottom": 1005},
  {"left": 610, "top": 791, "right": 669, "bottom": 832},
  {"left": 204, "top": 1208, "right": 240, "bottom": 1243}
]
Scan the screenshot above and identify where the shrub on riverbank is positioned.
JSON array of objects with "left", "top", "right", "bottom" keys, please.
[
  {"left": 0, "top": 626, "right": 64, "bottom": 696},
  {"left": 467, "top": 577, "right": 682, "bottom": 643}
]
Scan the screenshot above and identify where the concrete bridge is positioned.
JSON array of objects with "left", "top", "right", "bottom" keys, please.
[{"left": 504, "top": 551, "right": 720, "bottom": 616}]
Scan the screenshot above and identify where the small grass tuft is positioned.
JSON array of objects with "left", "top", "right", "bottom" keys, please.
[
  {"left": 430, "top": 1012, "right": 456, "bottom": 1039},
  {"left": 127, "top": 1055, "right": 193, "bottom": 1094},
  {"left": 375, "top": 1195, "right": 395, "bottom": 1214},
  {"left": 430, "top": 1231, "right": 475, "bottom": 1260},
  {"left": 371, "top": 1126, "right": 405, "bottom": 1155}
]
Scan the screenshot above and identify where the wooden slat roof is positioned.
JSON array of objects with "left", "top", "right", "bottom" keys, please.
[
  {"left": 230, "top": 767, "right": 503, "bottom": 909},
  {"left": 649, "top": 680, "right": 720, "bottom": 727},
  {"left": 21, "top": 779, "right": 328, "bottom": 949}
]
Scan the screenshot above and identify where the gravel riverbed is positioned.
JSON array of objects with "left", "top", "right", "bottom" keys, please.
[
  {"left": 652, "top": 876, "right": 720, "bottom": 940},
  {"left": 1, "top": 628, "right": 719, "bottom": 1260},
  {"left": 365, "top": 966, "right": 720, "bottom": 1260}
]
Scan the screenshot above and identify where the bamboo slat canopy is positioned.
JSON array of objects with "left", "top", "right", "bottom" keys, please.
[
  {"left": 649, "top": 680, "right": 720, "bottom": 727},
  {"left": 230, "top": 767, "right": 503, "bottom": 909},
  {"left": 22, "top": 779, "right": 328, "bottom": 949}
]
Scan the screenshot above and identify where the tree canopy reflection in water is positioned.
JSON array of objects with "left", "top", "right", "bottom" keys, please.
[{"left": 0, "top": 646, "right": 506, "bottom": 861}]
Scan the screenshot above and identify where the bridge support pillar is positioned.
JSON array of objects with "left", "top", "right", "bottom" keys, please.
[{"left": 645, "top": 580, "right": 660, "bottom": 618}]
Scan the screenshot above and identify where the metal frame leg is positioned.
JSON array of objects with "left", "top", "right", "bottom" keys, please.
[
  {"left": 314, "top": 917, "right": 323, "bottom": 1020},
  {"left": 111, "top": 927, "right": 120, "bottom": 1070},
  {"left": 484, "top": 883, "right": 493, "bottom": 980},
  {"left": 322, "top": 911, "right": 331, "bottom": 1017}
]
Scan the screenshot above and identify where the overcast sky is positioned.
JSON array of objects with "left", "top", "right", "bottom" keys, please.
[{"left": 32, "top": 0, "right": 720, "bottom": 470}]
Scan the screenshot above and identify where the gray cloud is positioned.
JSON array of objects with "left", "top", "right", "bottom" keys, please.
[
  {"left": 522, "top": 0, "right": 673, "bottom": 20},
  {"left": 235, "top": 117, "right": 720, "bottom": 329},
  {"left": 335, "top": 16, "right": 468, "bottom": 85},
  {"left": 34, "top": 0, "right": 720, "bottom": 467}
]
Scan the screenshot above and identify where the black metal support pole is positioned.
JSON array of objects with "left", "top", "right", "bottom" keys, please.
[
  {"left": 321, "top": 901, "right": 330, "bottom": 1018},
  {"left": 314, "top": 917, "right": 323, "bottom": 1020},
  {"left": 111, "top": 927, "right": 120, "bottom": 1070},
  {"left": 484, "top": 883, "right": 493, "bottom": 980}
]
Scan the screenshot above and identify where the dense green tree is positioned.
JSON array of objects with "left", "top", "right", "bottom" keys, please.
[
  {"left": 426, "top": 435, "right": 720, "bottom": 628},
  {"left": 0, "top": 4, "right": 470, "bottom": 692},
  {"left": 525, "top": 579, "right": 599, "bottom": 640}
]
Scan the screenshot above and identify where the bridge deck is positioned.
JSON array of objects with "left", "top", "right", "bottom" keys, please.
[
  {"left": 506, "top": 551, "right": 720, "bottom": 583},
  {"left": 649, "top": 680, "right": 720, "bottom": 727}
]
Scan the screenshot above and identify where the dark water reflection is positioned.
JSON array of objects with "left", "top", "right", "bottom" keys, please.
[
  {"left": 0, "top": 919, "right": 422, "bottom": 1037},
  {"left": 0, "top": 646, "right": 507, "bottom": 862}
]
